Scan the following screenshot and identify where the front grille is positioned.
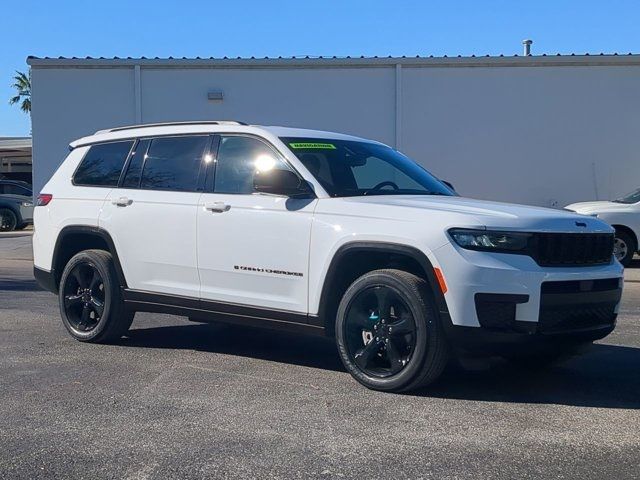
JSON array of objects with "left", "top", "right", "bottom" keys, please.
[
  {"left": 538, "top": 279, "right": 621, "bottom": 334},
  {"left": 531, "top": 233, "right": 614, "bottom": 267}
]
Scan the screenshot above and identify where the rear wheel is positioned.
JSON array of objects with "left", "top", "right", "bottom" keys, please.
[
  {"left": 0, "top": 208, "right": 17, "bottom": 232},
  {"left": 614, "top": 230, "right": 635, "bottom": 267},
  {"left": 335, "top": 269, "right": 449, "bottom": 392},
  {"left": 59, "top": 249, "right": 134, "bottom": 343}
]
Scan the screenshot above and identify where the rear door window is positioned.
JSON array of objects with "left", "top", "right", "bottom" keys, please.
[
  {"left": 140, "top": 136, "right": 209, "bottom": 192},
  {"left": 73, "top": 141, "right": 134, "bottom": 187}
]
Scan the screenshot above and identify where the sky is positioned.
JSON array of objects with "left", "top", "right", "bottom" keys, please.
[{"left": 2, "top": 0, "right": 640, "bottom": 136}]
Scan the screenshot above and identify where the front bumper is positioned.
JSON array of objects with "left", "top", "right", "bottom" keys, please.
[
  {"left": 432, "top": 241, "right": 623, "bottom": 353},
  {"left": 446, "top": 321, "right": 616, "bottom": 357}
]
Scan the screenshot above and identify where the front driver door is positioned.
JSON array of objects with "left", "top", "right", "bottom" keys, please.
[{"left": 197, "top": 134, "right": 316, "bottom": 314}]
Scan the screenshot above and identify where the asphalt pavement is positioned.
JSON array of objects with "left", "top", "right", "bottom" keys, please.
[{"left": 1, "top": 232, "right": 638, "bottom": 479}]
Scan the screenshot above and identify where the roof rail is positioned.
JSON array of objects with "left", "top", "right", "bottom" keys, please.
[{"left": 95, "top": 120, "right": 249, "bottom": 135}]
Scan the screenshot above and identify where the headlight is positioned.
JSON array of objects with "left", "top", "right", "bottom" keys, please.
[
  {"left": 22, "top": 202, "right": 33, "bottom": 207},
  {"left": 448, "top": 228, "right": 532, "bottom": 253}
]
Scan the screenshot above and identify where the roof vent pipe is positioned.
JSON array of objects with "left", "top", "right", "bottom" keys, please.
[{"left": 522, "top": 39, "right": 533, "bottom": 56}]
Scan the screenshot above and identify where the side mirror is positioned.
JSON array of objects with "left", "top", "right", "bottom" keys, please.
[
  {"left": 442, "top": 180, "right": 456, "bottom": 192},
  {"left": 253, "top": 169, "right": 310, "bottom": 197}
]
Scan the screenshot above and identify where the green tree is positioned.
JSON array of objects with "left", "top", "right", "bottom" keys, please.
[{"left": 9, "top": 70, "right": 31, "bottom": 113}]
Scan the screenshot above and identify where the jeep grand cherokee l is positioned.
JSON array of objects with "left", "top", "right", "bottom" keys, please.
[{"left": 33, "top": 121, "right": 623, "bottom": 392}]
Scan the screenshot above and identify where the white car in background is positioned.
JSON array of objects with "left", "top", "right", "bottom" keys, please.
[{"left": 566, "top": 188, "right": 640, "bottom": 266}]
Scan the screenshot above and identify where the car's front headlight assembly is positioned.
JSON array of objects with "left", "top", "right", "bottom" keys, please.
[{"left": 448, "top": 228, "right": 532, "bottom": 253}]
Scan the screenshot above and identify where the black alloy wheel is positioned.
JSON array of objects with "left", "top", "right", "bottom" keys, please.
[
  {"left": 62, "top": 262, "right": 106, "bottom": 334},
  {"left": 58, "top": 249, "right": 134, "bottom": 343},
  {"left": 335, "top": 269, "right": 449, "bottom": 392},
  {"left": 344, "top": 285, "right": 417, "bottom": 378}
]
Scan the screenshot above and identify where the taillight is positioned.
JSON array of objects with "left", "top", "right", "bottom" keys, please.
[{"left": 36, "top": 194, "right": 53, "bottom": 206}]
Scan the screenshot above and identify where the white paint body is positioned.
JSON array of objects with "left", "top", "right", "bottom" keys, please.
[{"left": 34, "top": 124, "right": 624, "bottom": 329}]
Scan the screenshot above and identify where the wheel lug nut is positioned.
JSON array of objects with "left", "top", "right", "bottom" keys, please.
[{"left": 385, "top": 338, "right": 389, "bottom": 343}]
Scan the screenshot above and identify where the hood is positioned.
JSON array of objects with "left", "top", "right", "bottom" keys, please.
[
  {"left": 341, "top": 195, "right": 613, "bottom": 233},
  {"left": 565, "top": 200, "right": 627, "bottom": 215}
]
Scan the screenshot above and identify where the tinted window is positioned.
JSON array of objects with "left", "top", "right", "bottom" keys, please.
[
  {"left": 121, "top": 139, "right": 150, "bottom": 188},
  {"left": 74, "top": 141, "right": 134, "bottom": 187},
  {"left": 215, "top": 136, "right": 292, "bottom": 194},
  {"left": 281, "top": 137, "right": 454, "bottom": 198},
  {"left": 140, "top": 136, "right": 208, "bottom": 192},
  {"left": 613, "top": 188, "right": 640, "bottom": 204},
  {"left": 1, "top": 184, "right": 32, "bottom": 196}
]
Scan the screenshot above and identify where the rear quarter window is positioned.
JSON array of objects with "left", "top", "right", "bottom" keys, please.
[{"left": 73, "top": 141, "right": 134, "bottom": 187}]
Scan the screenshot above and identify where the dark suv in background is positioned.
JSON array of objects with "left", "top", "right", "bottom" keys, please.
[{"left": 0, "top": 180, "right": 33, "bottom": 231}]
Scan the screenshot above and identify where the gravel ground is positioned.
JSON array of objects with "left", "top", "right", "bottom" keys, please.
[{"left": 0, "top": 234, "right": 638, "bottom": 479}]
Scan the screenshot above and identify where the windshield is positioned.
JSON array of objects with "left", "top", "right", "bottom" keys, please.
[
  {"left": 281, "top": 137, "right": 454, "bottom": 198},
  {"left": 613, "top": 188, "right": 640, "bottom": 204}
]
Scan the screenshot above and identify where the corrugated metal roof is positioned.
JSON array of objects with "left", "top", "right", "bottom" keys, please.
[
  {"left": 0, "top": 137, "right": 32, "bottom": 154},
  {"left": 26, "top": 53, "right": 640, "bottom": 68}
]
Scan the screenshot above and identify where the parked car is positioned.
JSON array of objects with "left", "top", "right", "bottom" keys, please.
[
  {"left": 33, "top": 121, "right": 623, "bottom": 392},
  {"left": 0, "top": 179, "right": 33, "bottom": 232},
  {"left": 566, "top": 189, "right": 640, "bottom": 266}
]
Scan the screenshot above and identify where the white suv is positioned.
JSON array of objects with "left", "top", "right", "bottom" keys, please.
[
  {"left": 566, "top": 189, "right": 640, "bottom": 267},
  {"left": 34, "top": 121, "right": 623, "bottom": 392}
]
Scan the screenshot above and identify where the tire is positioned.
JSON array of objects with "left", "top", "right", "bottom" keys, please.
[
  {"left": 58, "top": 249, "right": 134, "bottom": 343},
  {"left": 0, "top": 208, "right": 18, "bottom": 232},
  {"left": 335, "top": 269, "right": 449, "bottom": 392},
  {"left": 614, "top": 230, "right": 635, "bottom": 267}
]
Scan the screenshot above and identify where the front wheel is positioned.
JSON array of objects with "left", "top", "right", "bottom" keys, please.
[
  {"left": 614, "top": 230, "right": 635, "bottom": 267},
  {"left": 58, "top": 249, "right": 134, "bottom": 343},
  {"left": 335, "top": 269, "right": 449, "bottom": 392}
]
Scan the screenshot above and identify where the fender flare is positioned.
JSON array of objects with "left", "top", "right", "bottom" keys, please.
[
  {"left": 52, "top": 225, "right": 128, "bottom": 289},
  {"left": 316, "top": 241, "right": 451, "bottom": 329}
]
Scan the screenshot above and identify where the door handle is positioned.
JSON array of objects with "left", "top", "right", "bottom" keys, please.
[
  {"left": 112, "top": 196, "right": 133, "bottom": 207},
  {"left": 205, "top": 201, "right": 230, "bottom": 213}
]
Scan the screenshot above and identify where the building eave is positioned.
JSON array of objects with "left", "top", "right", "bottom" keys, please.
[{"left": 26, "top": 53, "right": 640, "bottom": 69}]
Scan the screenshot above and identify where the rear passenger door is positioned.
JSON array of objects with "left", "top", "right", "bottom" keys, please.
[{"left": 99, "top": 135, "right": 212, "bottom": 298}]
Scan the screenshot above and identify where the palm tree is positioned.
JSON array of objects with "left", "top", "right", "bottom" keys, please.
[{"left": 9, "top": 70, "right": 31, "bottom": 113}]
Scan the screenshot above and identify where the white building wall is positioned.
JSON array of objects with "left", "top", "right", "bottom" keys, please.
[
  {"left": 29, "top": 57, "right": 640, "bottom": 207},
  {"left": 400, "top": 65, "right": 640, "bottom": 206},
  {"left": 31, "top": 67, "right": 136, "bottom": 194},
  {"left": 140, "top": 68, "right": 396, "bottom": 146}
]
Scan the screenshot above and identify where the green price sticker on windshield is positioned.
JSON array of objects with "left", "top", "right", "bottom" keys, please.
[{"left": 289, "top": 142, "right": 336, "bottom": 150}]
